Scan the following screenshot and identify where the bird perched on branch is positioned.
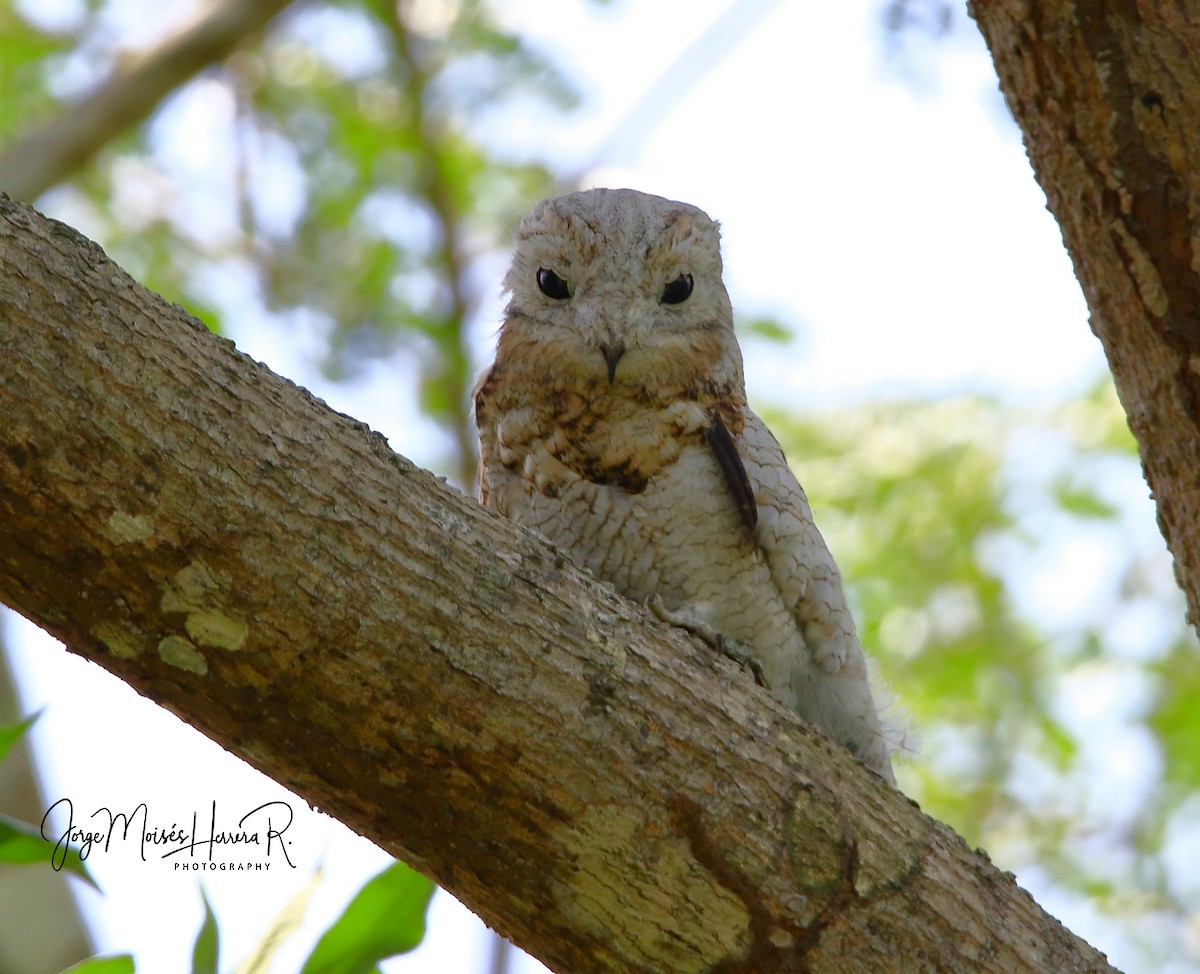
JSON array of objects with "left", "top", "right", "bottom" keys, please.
[{"left": 474, "top": 188, "right": 897, "bottom": 784}]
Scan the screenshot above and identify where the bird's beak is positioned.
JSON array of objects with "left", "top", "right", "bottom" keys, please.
[{"left": 599, "top": 343, "right": 625, "bottom": 385}]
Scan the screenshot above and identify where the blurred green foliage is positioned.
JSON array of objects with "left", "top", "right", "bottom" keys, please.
[
  {"left": 55, "top": 957, "right": 135, "bottom": 974},
  {"left": 1, "top": 1, "right": 1198, "bottom": 971},
  {"left": 0, "top": 713, "right": 100, "bottom": 891},
  {"left": 191, "top": 887, "right": 219, "bottom": 974},
  {"left": 3, "top": 0, "right": 572, "bottom": 487},
  {"left": 300, "top": 861, "right": 434, "bottom": 973},
  {"left": 767, "top": 379, "right": 1197, "bottom": 969},
  {"left": 0, "top": 5, "right": 65, "bottom": 141}
]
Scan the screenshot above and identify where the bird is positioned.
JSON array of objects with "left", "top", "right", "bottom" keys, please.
[{"left": 473, "top": 187, "right": 897, "bottom": 785}]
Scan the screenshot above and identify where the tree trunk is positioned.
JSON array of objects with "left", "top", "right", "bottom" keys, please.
[
  {"left": 971, "top": 0, "right": 1200, "bottom": 632},
  {"left": 0, "top": 197, "right": 1120, "bottom": 972}
]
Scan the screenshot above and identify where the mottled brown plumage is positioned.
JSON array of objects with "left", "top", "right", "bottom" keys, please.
[{"left": 475, "top": 188, "right": 897, "bottom": 783}]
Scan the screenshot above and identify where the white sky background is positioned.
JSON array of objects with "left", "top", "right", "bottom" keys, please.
[{"left": 4, "top": 0, "right": 1161, "bottom": 971}]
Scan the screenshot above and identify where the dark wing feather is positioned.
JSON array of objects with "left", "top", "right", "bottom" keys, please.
[{"left": 705, "top": 409, "right": 758, "bottom": 532}]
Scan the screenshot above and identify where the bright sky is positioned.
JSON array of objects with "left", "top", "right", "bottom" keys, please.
[{"left": 5, "top": 1, "right": 1136, "bottom": 972}]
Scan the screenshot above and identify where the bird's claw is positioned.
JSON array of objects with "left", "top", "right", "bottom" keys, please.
[{"left": 645, "top": 594, "right": 765, "bottom": 687}]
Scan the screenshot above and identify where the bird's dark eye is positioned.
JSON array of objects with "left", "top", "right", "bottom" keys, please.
[
  {"left": 661, "top": 273, "right": 693, "bottom": 305},
  {"left": 537, "top": 268, "right": 571, "bottom": 300}
]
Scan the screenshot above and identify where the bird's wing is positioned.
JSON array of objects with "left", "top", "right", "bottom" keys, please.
[
  {"left": 736, "top": 409, "right": 897, "bottom": 782},
  {"left": 734, "top": 408, "right": 863, "bottom": 679}
]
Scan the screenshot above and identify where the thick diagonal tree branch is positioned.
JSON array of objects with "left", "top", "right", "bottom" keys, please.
[
  {"left": 0, "top": 0, "right": 298, "bottom": 202},
  {"left": 0, "top": 196, "right": 1117, "bottom": 973}
]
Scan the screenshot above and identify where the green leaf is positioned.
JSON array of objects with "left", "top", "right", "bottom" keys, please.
[
  {"left": 53, "top": 955, "right": 135, "bottom": 974},
  {"left": 0, "top": 811, "right": 100, "bottom": 890},
  {"left": 740, "top": 316, "right": 794, "bottom": 344},
  {"left": 300, "top": 862, "right": 435, "bottom": 974},
  {"left": 1050, "top": 478, "right": 1119, "bottom": 519},
  {"left": 0, "top": 711, "right": 41, "bottom": 765},
  {"left": 191, "top": 886, "right": 220, "bottom": 974}
]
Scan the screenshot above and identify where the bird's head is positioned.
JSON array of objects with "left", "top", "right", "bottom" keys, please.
[{"left": 498, "top": 188, "right": 744, "bottom": 396}]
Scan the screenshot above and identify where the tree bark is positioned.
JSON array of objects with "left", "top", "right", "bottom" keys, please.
[
  {"left": 0, "top": 195, "right": 1120, "bottom": 973},
  {"left": 971, "top": 0, "right": 1200, "bottom": 633}
]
